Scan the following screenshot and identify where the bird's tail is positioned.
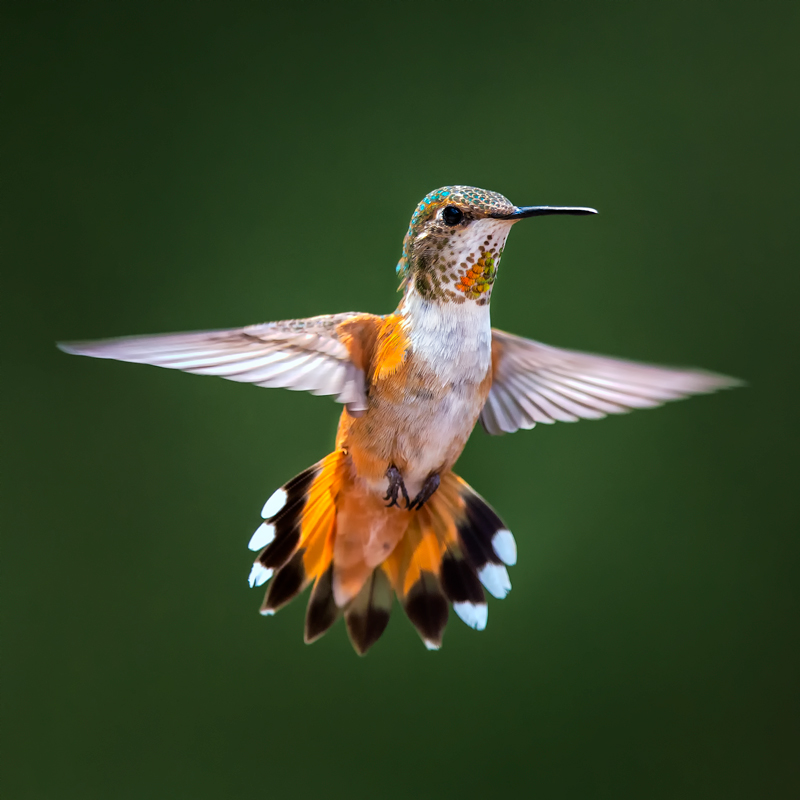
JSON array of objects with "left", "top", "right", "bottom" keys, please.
[{"left": 246, "top": 450, "right": 517, "bottom": 654}]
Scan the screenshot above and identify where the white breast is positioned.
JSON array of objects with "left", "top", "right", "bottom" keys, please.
[{"left": 402, "top": 289, "right": 492, "bottom": 385}]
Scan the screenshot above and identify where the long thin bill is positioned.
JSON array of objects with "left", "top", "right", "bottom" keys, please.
[{"left": 491, "top": 206, "right": 598, "bottom": 219}]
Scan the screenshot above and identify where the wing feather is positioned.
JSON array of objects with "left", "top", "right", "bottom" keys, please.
[
  {"left": 505, "top": 377, "right": 556, "bottom": 425},
  {"left": 479, "top": 393, "right": 503, "bottom": 436},
  {"left": 531, "top": 374, "right": 630, "bottom": 414},
  {"left": 191, "top": 351, "right": 294, "bottom": 377},
  {"left": 58, "top": 312, "right": 380, "bottom": 415},
  {"left": 485, "top": 382, "right": 520, "bottom": 434},
  {"left": 496, "top": 380, "right": 536, "bottom": 432},
  {"left": 482, "top": 329, "right": 740, "bottom": 434}
]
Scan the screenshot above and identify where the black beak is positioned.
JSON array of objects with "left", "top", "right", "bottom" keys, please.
[{"left": 490, "top": 206, "right": 598, "bottom": 220}]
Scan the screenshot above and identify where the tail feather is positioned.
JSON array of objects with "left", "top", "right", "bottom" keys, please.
[
  {"left": 455, "top": 480, "right": 515, "bottom": 599},
  {"left": 422, "top": 479, "right": 489, "bottom": 631},
  {"left": 261, "top": 463, "right": 318, "bottom": 520},
  {"left": 261, "top": 550, "right": 306, "bottom": 615},
  {"left": 439, "top": 546, "right": 488, "bottom": 631},
  {"left": 344, "top": 567, "right": 393, "bottom": 655},
  {"left": 403, "top": 571, "right": 449, "bottom": 651},
  {"left": 386, "top": 516, "right": 449, "bottom": 650},
  {"left": 257, "top": 527, "right": 301, "bottom": 572},
  {"left": 247, "top": 455, "right": 516, "bottom": 654},
  {"left": 304, "top": 564, "right": 339, "bottom": 643},
  {"left": 248, "top": 463, "right": 320, "bottom": 570}
]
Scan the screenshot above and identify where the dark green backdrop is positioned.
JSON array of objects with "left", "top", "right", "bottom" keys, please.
[{"left": 3, "top": 2, "right": 798, "bottom": 798}]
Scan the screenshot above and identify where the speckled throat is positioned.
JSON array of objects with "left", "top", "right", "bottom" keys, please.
[{"left": 409, "top": 217, "right": 514, "bottom": 306}]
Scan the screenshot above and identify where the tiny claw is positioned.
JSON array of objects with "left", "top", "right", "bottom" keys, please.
[
  {"left": 408, "top": 473, "right": 440, "bottom": 511},
  {"left": 384, "top": 465, "right": 410, "bottom": 509}
]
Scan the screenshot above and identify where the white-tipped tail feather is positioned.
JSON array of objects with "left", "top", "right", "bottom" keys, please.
[
  {"left": 453, "top": 601, "right": 489, "bottom": 631},
  {"left": 491, "top": 529, "right": 517, "bottom": 566},
  {"left": 478, "top": 563, "right": 512, "bottom": 599},
  {"left": 261, "top": 488, "right": 288, "bottom": 519},
  {"left": 248, "top": 563, "right": 273, "bottom": 588},
  {"left": 248, "top": 522, "right": 275, "bottom": 551}
]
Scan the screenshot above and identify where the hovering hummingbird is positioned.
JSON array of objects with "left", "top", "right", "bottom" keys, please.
[{"left": 59, "top": 185, "right": 737, "bottom": 654}]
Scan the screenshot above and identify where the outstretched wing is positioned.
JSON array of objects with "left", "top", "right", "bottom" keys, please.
[
  {"left": 58, "top": 313, "right": 381, "bottom": 415},
  {"left": 481, "top": 329, "right": 740, "bottom": 435}
]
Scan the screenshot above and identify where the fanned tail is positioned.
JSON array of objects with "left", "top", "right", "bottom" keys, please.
[{"left": 247, "top": 457, "right": 516, "bottom": 654}]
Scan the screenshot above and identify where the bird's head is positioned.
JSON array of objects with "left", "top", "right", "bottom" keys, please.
[{"left": 397, "top": 185, "right": 596, "bottom": 305}]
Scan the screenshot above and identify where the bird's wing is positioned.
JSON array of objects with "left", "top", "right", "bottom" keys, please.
[
  {"left": 480, "top": 328, "right": 741, "bottom": 435},
  {"left": 58, "top": 312, "right": 383, "bottom": 416}
]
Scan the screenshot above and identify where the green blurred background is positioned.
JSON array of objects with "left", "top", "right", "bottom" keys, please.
[{"left": 3, "top": 2, "right": 799, "bottom": 798}]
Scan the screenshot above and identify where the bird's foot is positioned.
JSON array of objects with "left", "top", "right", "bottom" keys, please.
[
  {"left": 384, "top": 465, "right": 410, "bottom": 509},
  {"left": 408, "top": 473, "right": 440, "bottom": 511}
]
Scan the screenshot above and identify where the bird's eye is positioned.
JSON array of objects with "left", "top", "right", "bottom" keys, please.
[{"left": 442, "top": 206, "right": 464, "bottom": 226}]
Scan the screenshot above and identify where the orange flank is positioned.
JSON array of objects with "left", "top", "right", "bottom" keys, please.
[
  {"left": 372, "top": 314, "right": 409, "bottom": 381},
  {"left": 335, "top": 313, "right": 381, "bottom": 375}
]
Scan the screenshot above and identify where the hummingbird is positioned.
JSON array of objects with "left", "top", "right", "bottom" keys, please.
[{"left": 59, "top": 185, "right": 738, "bottom": 654}]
